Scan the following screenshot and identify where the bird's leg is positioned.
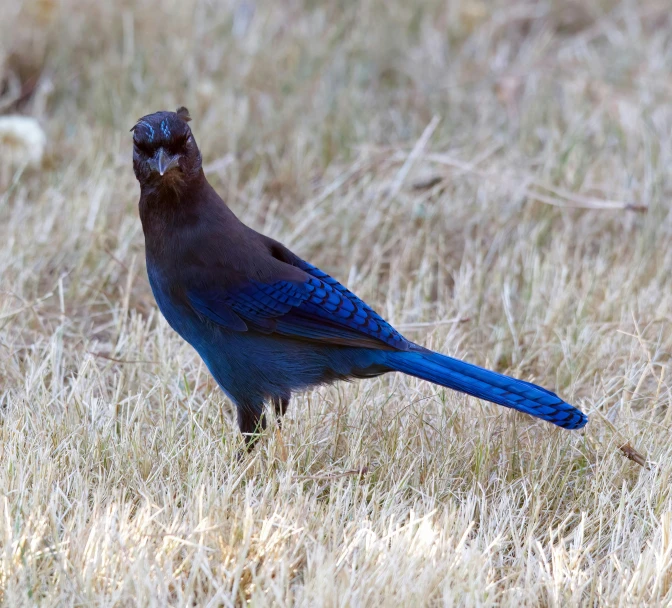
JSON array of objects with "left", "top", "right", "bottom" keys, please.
[
  {"left": 237, "top": 402, "right": 267, "bottom": 452},
  {"left": 272, "top": 396, "right": 290, "bottom": 428},
  {"left": 272, "top": 396, "right": 290, "bottom": 462},
  {"left": 236, "top": 396, "right": 290, "bottom": 457}
]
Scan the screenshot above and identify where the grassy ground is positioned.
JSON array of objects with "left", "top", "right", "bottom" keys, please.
[{"left": 1, "top": 0, "right": 671, "bottom": 605}]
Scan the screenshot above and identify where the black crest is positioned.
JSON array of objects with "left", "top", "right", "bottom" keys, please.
[{"left": 176, "top": 106, "right": 191, "bottom": 122}]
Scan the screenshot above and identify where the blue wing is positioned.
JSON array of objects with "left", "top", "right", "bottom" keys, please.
[{"left": 187, "top": 261, "right": 410, "bottom": 351}]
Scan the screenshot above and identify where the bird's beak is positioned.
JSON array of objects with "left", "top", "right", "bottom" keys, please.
[{"left": 150, "top": 147, "right": 180, "bottom": 176}]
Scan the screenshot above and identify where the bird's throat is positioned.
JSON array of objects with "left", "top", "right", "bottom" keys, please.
[{"left": 139, "top": 171, "right": 207, "bottom": 240}]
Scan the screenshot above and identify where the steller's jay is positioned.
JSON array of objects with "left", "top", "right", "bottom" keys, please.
[{"left": 132, "top": 108, "right": 587, "bottom": 447}]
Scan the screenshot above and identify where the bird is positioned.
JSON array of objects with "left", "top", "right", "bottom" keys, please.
[{"left": 131, "top": 107, "right": 588, "bottom": 448}]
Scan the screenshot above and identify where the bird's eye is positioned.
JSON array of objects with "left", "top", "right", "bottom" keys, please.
[
  {"left": 134, "top": 139, "right": 153, "bottom": 155},
  {"left": 168, "top": 134, "right": 190, "bottom": 155}
]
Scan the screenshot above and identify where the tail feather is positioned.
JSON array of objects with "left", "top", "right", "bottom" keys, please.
[{"left": 386, "top": 350, "right": 587, "bottom": 430}]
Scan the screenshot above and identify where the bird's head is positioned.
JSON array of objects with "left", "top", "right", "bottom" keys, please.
[{"left": 131, "top": 107, "right": 202, "bottom": 191}]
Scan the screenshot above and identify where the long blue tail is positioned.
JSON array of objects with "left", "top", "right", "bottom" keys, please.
[{"left": 386, "top": 350, "right": 587, "bottom": 430}]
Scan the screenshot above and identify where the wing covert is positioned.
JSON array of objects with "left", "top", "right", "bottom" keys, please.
[{"left": 187, "top": 263, "right": 410, "bottom": 351}]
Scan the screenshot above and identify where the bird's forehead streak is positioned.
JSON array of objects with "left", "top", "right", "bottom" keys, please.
[
  {"left": 133, "top": 120, "right": 155, "bottom": 142},
  {"left": 160, "top": 119, "right": 171, "bottom": 138}
]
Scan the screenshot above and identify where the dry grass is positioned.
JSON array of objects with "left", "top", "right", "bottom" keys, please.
[{"left": 1, "top": 0, "right": 672, "bottom": 605}]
